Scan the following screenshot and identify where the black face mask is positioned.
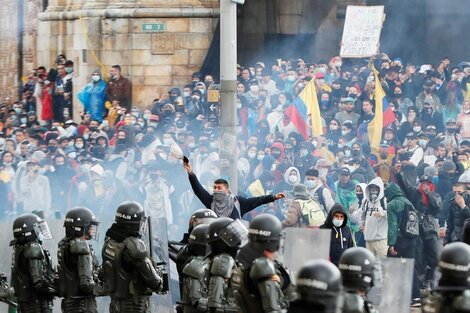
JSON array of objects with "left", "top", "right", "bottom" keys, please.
[
  {"left": 380, "top": 152, "right": 388, "bottom": 159},
  {"left": 447, "top": 128, "right": 456, "bottom": 133},
  {"left": 48, "top": 146, "right": 57, "bottom": 153},
  {"left": 117, "top": 139, "right": 126, "bottom": 145},
  {"left": 271, "top": 152, "right": 281, "bottom": 158},
  {"left": 351, "top": 150, "right": 361, "bottom": 157},
  {"left": 356, "top": 193, "right": 363, "bottom": 201}
]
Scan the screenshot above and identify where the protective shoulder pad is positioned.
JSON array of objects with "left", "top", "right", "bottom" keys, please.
[
  {"left": 249, "top": 257, "right": 276, "bottom": 281},
  {"left": 123, "top": 237, "right": 147, "bottom": 260},
  {"left": 69, "top": 238, "right": 91, "bottom": 255},
  {"left": 23, "top": 242, "right": 45, "bottom": 259},
  {"left": 182, "top": 257, "right": 208, "bottom": 279},
  {"left": 343, "top": 292, "right": 366, "bottom": 313},
  {"left": 210, "top": 253, "right": 235, "bottom": 278}
]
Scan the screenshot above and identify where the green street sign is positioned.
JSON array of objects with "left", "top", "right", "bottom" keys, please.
[{"left": 141, "top": 23, "right": 165, "bottom": 32}]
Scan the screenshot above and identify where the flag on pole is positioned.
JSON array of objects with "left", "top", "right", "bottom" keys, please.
[
  {"left": 285, "top": 79, "right": 323, "bottom": 139},
  {"left": 368, "top": 65, "right": 394, "bottom": 153}
]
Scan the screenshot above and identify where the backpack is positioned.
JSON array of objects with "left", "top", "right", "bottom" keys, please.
[
  {"left": 297, "top": 198, "right": 327, "bottom": 227},
  {"left": 314, "top": 186, "right": 325, "bottom": 208},
  {"left": 399, "top": 202, "right": 420, "bottom": 237}
]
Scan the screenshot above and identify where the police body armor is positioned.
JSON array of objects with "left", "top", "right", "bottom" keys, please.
[
  {"left": 181, "top": 256, "right": 210, "bottom": 313},
  {"left": 343, "top": 292, "right": 378, "bottom": 313},
  {"left": 423, "top": 290, "right": 470, "bottom": 313},
  {"left": 102, "top": 236, "right": 162, "bottom": 313},
  {"left": 12, "top": 242, "right": 56, "bottom": 313},
  {"left": 232, "top": 256, "right": 290, "bottom": 313},
  {"left": 207, "top": 252, "right": 238, "bottom": 313},
  {"left": 57, "top": 237, "right": 99, "bottom": 313}
]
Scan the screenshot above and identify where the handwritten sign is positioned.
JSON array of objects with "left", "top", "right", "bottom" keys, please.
[{"left": 340, "top": 5, "right": 385, "bottom": 58}]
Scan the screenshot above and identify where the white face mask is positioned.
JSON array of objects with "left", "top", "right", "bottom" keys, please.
[
  {"left": 341, "top": 130, "right": 349, "bottom": 136},
  {"left": 248, "top": 151, "right": 257, "bottom": 159},
  {"left": 250, "top": 85, "right": 259, "bottom": 92},
  {"left": 91, "top": 75, "right": 100, "bottom": 82},
  {"left": 287, "top": 75, "right": 295, "bottom": 82},
  {"left": 413, "top": 126, "right": 421, "bottom": 133},
  {"left": 257, "top": 154, "right": 264, "bottom": 161},
  {"left": 288, "top": 174, "right": 298, "bottom": 184},
  {"left": 318, "top": 168, "right": 328, "bottom": 178},
  {"left": 183, "top": 91, "right": 190, "bottom": 98},
  {"left": 333, "top": 218, "right": 343, "bottom": 227},
  {"left": 297, "top": 83, "right": 304, "bottom": 89},
  {"left": 163, "top": 138, "right": 172, "bottom": 146}
]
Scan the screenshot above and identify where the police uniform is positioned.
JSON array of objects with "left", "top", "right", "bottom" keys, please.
[
  {"left": 11, "top": 213, "right": 57, "bottom": 313},
  {"left": 102, "top": 201, "right": 163, "bottom": 313}
]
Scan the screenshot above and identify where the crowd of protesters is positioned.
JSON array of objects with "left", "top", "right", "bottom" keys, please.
[{"left": 2, "top": 52, "right": 470, "bottom": 306}]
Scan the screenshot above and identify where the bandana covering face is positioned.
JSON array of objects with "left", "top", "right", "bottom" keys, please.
[{"left": 211, "top": 191, "right": 236, "bottom": 217}]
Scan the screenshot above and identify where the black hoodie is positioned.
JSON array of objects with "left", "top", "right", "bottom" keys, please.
[{"left": 320, "top": 204, "right": 354, "bottom": 265}]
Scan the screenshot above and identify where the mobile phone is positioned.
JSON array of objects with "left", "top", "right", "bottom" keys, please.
[{"left": 183, "top": 156, "right": 189, "bottom": 164}]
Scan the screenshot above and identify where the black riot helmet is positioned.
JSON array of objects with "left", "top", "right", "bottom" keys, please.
[
  {"left": 339, "top": 247, "right": 376, "bottom": 292},
  {"left": 189, "top": 208, "right": 218, "bottom": 228},
  {"left": 12, "top": 213, "right": 52, "bottom": 244},
  {"left": 188, "top": 224, "right": 209, "bottom": 256},
  {"left": 437, "top": 242, "right": 470, "bottom": 290},
  {"left": 64, "top": 207, "right": 99, "bottom": 240},
  {"left": 115, "top": 201, "right": 146, "bottom": 236},
  {"left": 207, "top": 217, "right": 248, "bottom": 255},
  {"left": 296, "top": 259, "right": 343, "bottom": 313},
  {"left": 248, "top": 213, "right": 283, "bottom": 252}
]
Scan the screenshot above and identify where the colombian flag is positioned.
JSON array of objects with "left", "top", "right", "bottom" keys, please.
[
  {"left": 368, "top": 65, "right": 394, "bottom": 153},
  {"left": 285, "top": 79, "right": 323, "bottom": 139}
]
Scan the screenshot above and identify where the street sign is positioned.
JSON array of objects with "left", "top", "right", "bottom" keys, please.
[
  {"left": 207, "top": 89, "right": 220, "bottom": 126},
  {"left": 142, "top": 23, "right": 166, "bottom": 32}
]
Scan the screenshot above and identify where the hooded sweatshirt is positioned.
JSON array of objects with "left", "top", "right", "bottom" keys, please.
[
  {"left": 361, "top": 177, "right": 388, "bottom": 241},
  {"left": 384, "top": 183, "right": 414, "bottom": 246},
  {"left": 320, "top": 204, "right": 354, "bottom": 265}
]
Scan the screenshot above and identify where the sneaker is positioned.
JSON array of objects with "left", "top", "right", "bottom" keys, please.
[{"left": 411, "top": 298, "right": 421, "bottom": 307}]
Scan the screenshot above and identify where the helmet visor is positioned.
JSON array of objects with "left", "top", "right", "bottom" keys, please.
[
  {"left": 218, "top": 219, "right": 248, "bottom": 247},
  {"left": 139, "top": 216, "right": 148, "bottom": 235},
  {"left": 89, "top": 223, "right": 99, "bottom": 241},
  {"left": 33, "top": 220, "right": 52, "bottom": 241},
  {"left": 193, "top": 217, "right": 216, "bottom": 227}
]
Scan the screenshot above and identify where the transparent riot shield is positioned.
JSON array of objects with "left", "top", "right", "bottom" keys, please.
[
  {"left": 276, "top": 228, "right": 331, "bottom": 276},
  {"left": 146, "top": 216, "right": 174, "bottom": 313},
  {"left": 367, "top": 257, "right": 414, "bottom": 313}
]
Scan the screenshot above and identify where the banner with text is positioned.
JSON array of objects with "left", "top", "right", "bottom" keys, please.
[{"left": 340, "top": 5, "right": 385, "bottom": 58}]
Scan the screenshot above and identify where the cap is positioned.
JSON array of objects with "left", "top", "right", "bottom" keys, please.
[
  {"left": 426, "top": 124, "right": 437, "bottom": 131},
  {"left": 419, "top": 64, "right": 432, "bottom": 74},
  {"left": 340, "top": 167, "right": 350, "bottom": 176},
  {"left": 406, "top": 132, "right": 418, "bottom": 139},
  {"left": 255, "top": 62, "right": 265, "bottom": 69},
  {"left": 341, "top": 97, "right": 355, "bottom": 103},
  {"left": 446, "top": 118, "right": 457, "bottom": 124},
  {"left": 380, "top": 140, "right": 389, "bottom": 147},
  {"left": 347, "top": 158, "right": 360, "bottom": 165},
  {"left": 419, "top": 175, "right": 432, "bottom": 183},
  {"left": 442, "top": 160, "right": 457, "bottom": 173},
  {"left": 236, "top": 64, "right": 242, "bottom": 69},
  {"left": 315, "top": 72, "right": 325, "bottom": 79}
]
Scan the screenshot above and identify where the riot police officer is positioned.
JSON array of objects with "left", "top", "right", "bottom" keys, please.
[
  {"left": 338, "top": 247, "right": 378, "bottom": 313},
  {"left": 57, "top": 207, "right": 100, "bottom": 313},
  {"left": 206, "top": 217, "right": 247, "bottom": 313},
  {"left": 423, "top": 242, "right": 470, "bottom": 313},
  {"left": 181, "top": 224, "right": 211, "bottom": 313},
  {"left": 10, "top": 213, "right": 58, "bottom": 313},
  {"left": 102, "top": 201, "right": 164, "bottom": 313},
  {"left": 288, "top": 259, "right": 343, "bottom": 313},
  {"left": 234, "top": 213, "right": 292, "bottom": 313},
  {"left": 175, "top": 209, "right": 218, "bottom": 313}
]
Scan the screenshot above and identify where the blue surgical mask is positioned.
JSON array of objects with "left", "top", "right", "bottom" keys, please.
[
  {"left": 333, "top": 218, "right": 343, "bottom": 227},
  {"left": 305, "top": 179, "right": 317, "bottom": 190}
]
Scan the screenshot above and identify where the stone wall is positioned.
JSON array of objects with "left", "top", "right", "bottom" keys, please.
[{"left": 0, "top": 0, "right": 42, "bottom": 101}]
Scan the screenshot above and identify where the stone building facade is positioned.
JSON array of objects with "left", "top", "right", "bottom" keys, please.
[{"left": 2, "top": 0, "right": 469, "bottom": 117}]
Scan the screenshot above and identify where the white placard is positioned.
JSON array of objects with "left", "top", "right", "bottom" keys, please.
[{"left": 340, "top": 5, "right": 385, "bottom": 58}]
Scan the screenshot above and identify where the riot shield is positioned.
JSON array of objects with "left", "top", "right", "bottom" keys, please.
[
  {"left": 276, "top": 228, "right": 331, "bottom": 276},
  {"left": 367, "top": 257, "right": 414, "bottom": 313},
  {"left": 146, "top": 216, "right": 176, "bottom": 313}
]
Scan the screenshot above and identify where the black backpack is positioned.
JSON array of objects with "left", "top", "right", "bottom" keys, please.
[{"left": 399, "top": 202, "right": 420, "bottom": 237}]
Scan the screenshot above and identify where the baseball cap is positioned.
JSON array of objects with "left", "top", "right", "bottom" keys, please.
[
  {"left": 340, "top": 167, "right": 351, "bottom": 176},
  {"left": 419, "top": 175, "right": 432, "bottom": 183},
  {"left": 406, "top": 132, "right": 418, "bottom": 139}
]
